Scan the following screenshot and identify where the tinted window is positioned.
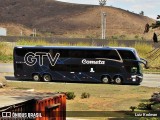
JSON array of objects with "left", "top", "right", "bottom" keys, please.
[
  {"left": 118, "top": 50, "right": 136, "bottom": 60},
  {"left": 68, "top": 49, "right": 120, "bottom": 60},
  {"left": 69, "top": 50, "right": 84, "bottom": 58},
  {"left": 104, "top": 50, "right": 120, "bottom": 60},
  {"left": 15, "top": 48, "right": 120, "bottom": 60},
  {"left": 15, "top": 49, "right": 28, "bottom": 57},
  {"left": 50, "top": 49, "right": 69, "bottom": 58}
]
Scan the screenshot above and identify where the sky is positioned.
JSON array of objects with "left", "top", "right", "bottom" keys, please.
[{"left": 56, "top": 0, "right": 160, "bottom": 19}]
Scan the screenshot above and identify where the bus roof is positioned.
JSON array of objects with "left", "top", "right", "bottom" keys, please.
[{"left": 15, "top": 46, "right": 136, "bottom": 51}]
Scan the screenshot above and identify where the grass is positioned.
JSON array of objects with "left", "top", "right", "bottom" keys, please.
[
  {"left": 0, "top": 42, "right": 13, "bottom": 63},
  {"left": 7, "top": 81, "right": 160, "bottom": 111},
  {"left": 107, "top": 40, "right": 126, "bottom": 47},
  {"left": 133, "top": 42, "right": 153, "bottom": 58},
  {"left": 17, "top": 39, "right": 51, "bottom": 46},
  {"left": 6, "top": 81, "right": 160, "bottom": 119}
]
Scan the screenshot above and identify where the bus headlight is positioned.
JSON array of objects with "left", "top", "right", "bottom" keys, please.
[{"left": 131, "top": 75, "right": 136, "bottom": 81}]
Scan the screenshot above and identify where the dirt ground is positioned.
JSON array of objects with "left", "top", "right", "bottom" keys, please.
[{"left": 0, "top": 73, "right": 7, "bottom": 87}]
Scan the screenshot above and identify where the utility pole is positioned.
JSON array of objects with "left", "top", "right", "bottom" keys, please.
[
  {"left": 99, "top": 0, "right": 107, "bottom": 39},
  {"left": 33, "top": 28, "right": 36, "bottom": 37},
  {"left": 102, "top": 12, "right": 106, "bottom": 39},
  {"left": 20, "top": 30, "right": 23, "bottom": 36}
]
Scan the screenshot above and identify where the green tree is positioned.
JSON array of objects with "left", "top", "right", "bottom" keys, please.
[{"left": 139, "top": 11, "right": 144, "bottom": 16}]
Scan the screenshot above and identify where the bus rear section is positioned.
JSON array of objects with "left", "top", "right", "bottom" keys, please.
[{"left": 13, "top": 46, "right": 148, "bottom": 85}]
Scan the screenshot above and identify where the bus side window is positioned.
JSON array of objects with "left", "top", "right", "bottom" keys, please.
[
  {"left": 50, "top": 49, "right": 69, "bottom": 58},
  {"left": 105, "top": 50, "right": 121, "bottom": 60},
  {"left": 69, "top": 50, "right": 87, "bottom": 58},
  {"left": 15, "top": 49, "right": 28, "bottom": 57}
]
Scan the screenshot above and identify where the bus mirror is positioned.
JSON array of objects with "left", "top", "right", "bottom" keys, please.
[
  {"left": 140, "top": 58, "right": 149, "bottom": 69},
  {"left": 145, "top": 64, "right": 149, "bottom": 69},
  {"left": 144, "top": 60, "right": 149, "bottom": 69}
]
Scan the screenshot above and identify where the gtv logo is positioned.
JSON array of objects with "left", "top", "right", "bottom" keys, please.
[{"left": 24, "top": 52, "right": 60, "bottom": 66}]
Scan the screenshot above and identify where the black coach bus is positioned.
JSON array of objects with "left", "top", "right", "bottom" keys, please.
[{"left": 13, "top": 46, "right": 148, "bottom": 85}]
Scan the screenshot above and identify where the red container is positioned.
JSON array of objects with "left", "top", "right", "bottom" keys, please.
[
  {"left": 0, "top": 93, "right": 66, "bottom": 120},
  {"left": 35, "top": 93, "right": 66, "bottom": 120}
]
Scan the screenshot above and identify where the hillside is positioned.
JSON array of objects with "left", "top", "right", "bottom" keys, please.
[{"left": 0, "top": 0, "right": 155, "bottom": 38}]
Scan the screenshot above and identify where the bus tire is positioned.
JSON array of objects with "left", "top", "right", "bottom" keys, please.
[
  {"left": 32, "top": 74, "right": 40, "bottom": 81},
  {"left": 43, "top": 74, "right": 52, "bottom": 82},
  {"left": 101, "top": 76, "right": 110, "bottom": 84},
  {"left": 114, "top": 76, "right": 123, "bottom": 85}
]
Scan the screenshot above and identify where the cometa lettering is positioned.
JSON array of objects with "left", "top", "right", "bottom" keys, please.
[{"left": 82, "top": 59, "right": 105, "bottom": 65}]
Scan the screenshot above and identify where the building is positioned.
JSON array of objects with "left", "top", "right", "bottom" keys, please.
[{"left": 0, "top": 27, "right": 7, "bottom": 36}]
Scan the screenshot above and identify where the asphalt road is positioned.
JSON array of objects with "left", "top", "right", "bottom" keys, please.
[
  {"left": 141, "top": 74, "right": 160, "bottom": 87},
  {"left": 0, "top": 63, "right": 160, "bottom": 88},
  {"left": 0, "top": 63, "right": 13, "bottom": 73}
]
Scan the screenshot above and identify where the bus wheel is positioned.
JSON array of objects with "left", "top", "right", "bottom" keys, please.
[
  {"left": 102, "top": 76, "right": 110, "bottom": 84},
  {"left": 32, "top": 74, "right": 40, "bottom": 81},
  {"left": 43, "top": 74, "right": 52, "bottom": 82},
  {"left": 114, "top": 76, "right": 123, "bottom": 85}
]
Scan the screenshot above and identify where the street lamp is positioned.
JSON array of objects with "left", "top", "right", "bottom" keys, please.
[{"left": 99, "top": 0, "right": 107, "bottom": 39}]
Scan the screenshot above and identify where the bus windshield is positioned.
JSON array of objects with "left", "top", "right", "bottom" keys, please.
[
  {"left": 117, "top": 50, "right": 137, "bottom": 60},
  {"left": 117, "top": 49, "right": 141, "bottom": 74}
]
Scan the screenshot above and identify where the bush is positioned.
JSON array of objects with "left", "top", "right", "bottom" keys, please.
[
  {"left": 138, "top": 103, "right": 148, "bottom": 110},
  {"left": 81, "top": 92, "right": 90, "bottom": 99},
  {"left": 135, "top": 35, "right": 139, "bottom": 40},
  {"left": 66, "top": 92, "right": 76, "bottom": 100},
  {"left": 138, "top": 102, "right": 154, "bottom": 110},
  {"left": 150, "top": 92, "right": 160, "bottom": 103},
  {"left": 151, "top": 103, "right": 160, "bottom": 111},
  {"left": 130, "top": 106, "right": 136, "bottom": 112},
  {"left": 111, "top": 36, "right": 118, "bottom": 40},
  {"left": 139, "top": 117, "right": 160, "bottom": 120},
  {"left": 119, "top": 35, "right": 126, "bottom": 40}
]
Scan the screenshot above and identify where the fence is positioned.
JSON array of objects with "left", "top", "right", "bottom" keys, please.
[{"left": 0, "top": 36, "right": 159, "bottom": 48}]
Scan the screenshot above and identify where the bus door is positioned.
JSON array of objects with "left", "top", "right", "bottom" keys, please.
[
  {"left": 69, "top": 65, "right": 87, "bottom": 81},
  {"left": 69, "top": 65, "right": 93, "bottom": 82},
  {"left": 81, "top": 65, "right": 98, "bottom": 82}
]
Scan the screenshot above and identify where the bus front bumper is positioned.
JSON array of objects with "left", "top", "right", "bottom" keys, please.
[{"left": 130, "top": 75, "right": 143, "bottom": 83}]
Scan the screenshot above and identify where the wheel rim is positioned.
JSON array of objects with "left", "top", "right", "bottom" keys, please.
[
  {"left": 102, "top": 77, "right": 109, "bottom": 83},
  {"left": 115, "top": 77, "right": 122, "bottom": 84},
  {"left": 33, "top": 75, "right": 39, "bottom": 81},
  {"left": 43, "top": 75, "right": 51, "bottom": 82}
]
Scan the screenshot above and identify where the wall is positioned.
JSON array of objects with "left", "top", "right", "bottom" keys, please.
[{"left": 0, "top": 28, "right": 7, "bottom": 36}]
